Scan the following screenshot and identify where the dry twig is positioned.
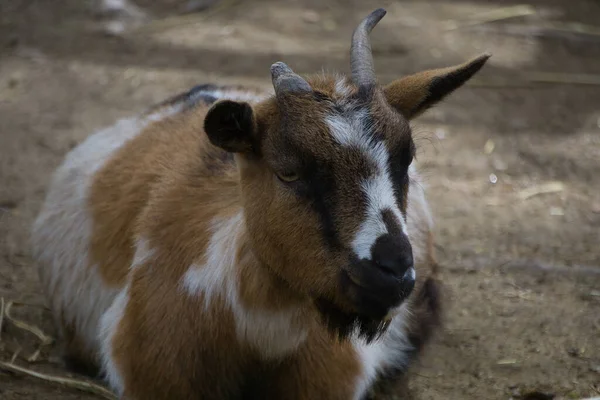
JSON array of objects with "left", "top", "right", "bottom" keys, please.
[
  {"left": 10, "top": 300, "right": 51, "bottom": 311},
  {"left": 26, "top": 347, "right": 42, "bottom": 363},
  {"left": 517, "top": 181, "right": 565, "bottom": 200},
  {"left": 10, "top": 348, "right": 21, "bottom": 363},
  {"left": 496, "top": 358, "right": 520, "bottom": 366},
  {"left": 0, "top": 361, "right": 117, "bottom": 399},
  {"left": 4, "top": 301, "right": 54, "bottom": 345}
]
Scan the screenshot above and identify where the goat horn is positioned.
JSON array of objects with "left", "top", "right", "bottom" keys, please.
[
  {"left": 350, "top": 8, "right": 386, "bottom": 87},
  {"left": 270, "top": 62, "right": 312, "bottom": 97}
]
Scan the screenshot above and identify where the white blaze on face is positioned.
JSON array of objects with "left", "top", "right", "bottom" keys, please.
[{"left": 325, "top": 109, "right": 407, "bottom": 261}]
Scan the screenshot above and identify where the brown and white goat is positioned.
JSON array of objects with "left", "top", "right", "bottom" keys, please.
[{"left": 32, "top": 9, "right": 489, "bottom": 400}]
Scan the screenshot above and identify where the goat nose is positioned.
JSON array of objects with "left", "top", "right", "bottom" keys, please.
[
  {"left": 375, "top": 252, "right": 414, "bottom": 279},
  {"left": 371, "top": 234, "right": 414, "bottom": 278}
]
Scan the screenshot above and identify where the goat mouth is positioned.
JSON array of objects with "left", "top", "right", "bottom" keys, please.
[
  {"left": 311, "top": 268, "right": 411, "bottom": 342},
  {"left": 339, "top": 269, "right": 406, "bottom": 319}
]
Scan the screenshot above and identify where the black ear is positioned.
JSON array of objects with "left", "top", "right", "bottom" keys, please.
[{"left": 204, "top": 100, "right": 256, "bottom": 153}]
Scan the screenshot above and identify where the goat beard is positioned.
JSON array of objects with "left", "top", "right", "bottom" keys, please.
[{"left": 314, "top": 297, "right": 391, "bottom": 343}]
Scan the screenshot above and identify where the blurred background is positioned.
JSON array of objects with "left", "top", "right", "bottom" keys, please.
[{"left": 0, "top": 0, "right": 599, "bottom": 399}]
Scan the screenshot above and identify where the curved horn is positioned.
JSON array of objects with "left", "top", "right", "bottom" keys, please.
[
  {"left": 270, "top": 62, "right": 312, "bottom": 98},
  {"left": 350, "top": 8, "right": 386, "bottom": 87}
]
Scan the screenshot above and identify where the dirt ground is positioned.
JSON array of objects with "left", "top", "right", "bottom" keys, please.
[{"left": 1, "top": 0, "right": 599, "bottom": 399}]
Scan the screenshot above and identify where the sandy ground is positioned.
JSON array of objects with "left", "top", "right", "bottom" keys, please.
[{"left": 1, "top": 0, "right": 599, "bottom": 399}]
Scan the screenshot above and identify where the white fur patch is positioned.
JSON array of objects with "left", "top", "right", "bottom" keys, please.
[
  {"left": 99, "top": 236, "right": 157, "bottom": 395},
  {"left": 130, "top": 236, "right": 155, "bottom": 271},
  {"left": 181, "top": 213, "right": 243, "bottom": 309},
  {"left": 325, "top": 112, "right": 407, "bottom": 260},
  {"left": 99, "top": 286, "right": 129, "bottom": 396},
  {"left": 353, "top": 172, "right": 406, "bottom": 259},
  {"left": 182, "top": 212, "right": 308, "bottom": 358},
  {"left": 31, "top": 114, "right": 159, "bottom": 359},
  {"left": 352, "top": 304, "right": 412, "bottom": 400},
  {"left": 31, "top": 101, "right": 172, "bottom": 364},
  {"left": 146, "top": 103, "right": 182, "bottom": 122}
]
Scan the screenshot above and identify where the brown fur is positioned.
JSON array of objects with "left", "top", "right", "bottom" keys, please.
[{"left": 89, "top": 109, "right": 229, "bottom": 286}]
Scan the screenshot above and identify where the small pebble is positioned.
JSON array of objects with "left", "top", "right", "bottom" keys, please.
[
  {"left": 549, "top": 207, "right": 564, "bottom": 216},
  {"left": 489, "top": 173, "right": 498, "bottom": 184},
  {"left": 483, "top": 139, "right": 495, "bottom": 154}
]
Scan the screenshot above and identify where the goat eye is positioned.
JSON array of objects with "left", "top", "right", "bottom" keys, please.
[{"left": 276, "top": 171, "right": 299, "bottom": 183}]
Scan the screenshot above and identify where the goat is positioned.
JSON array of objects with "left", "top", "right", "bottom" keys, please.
[{"left": 31, "top": 8, "right": 489, "bottom": 399}]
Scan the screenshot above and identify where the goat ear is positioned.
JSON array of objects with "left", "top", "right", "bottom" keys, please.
[
  {"left": 204, "top": 100, "right": 256, "bottom": 153},
  {"left": 384, "top": 54, "right": 490, "bottom": 119}
]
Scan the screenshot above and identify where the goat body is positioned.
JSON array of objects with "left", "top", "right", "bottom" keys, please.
[{"left": 32, "top": 9, "right": 488, "bottom": 400}]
